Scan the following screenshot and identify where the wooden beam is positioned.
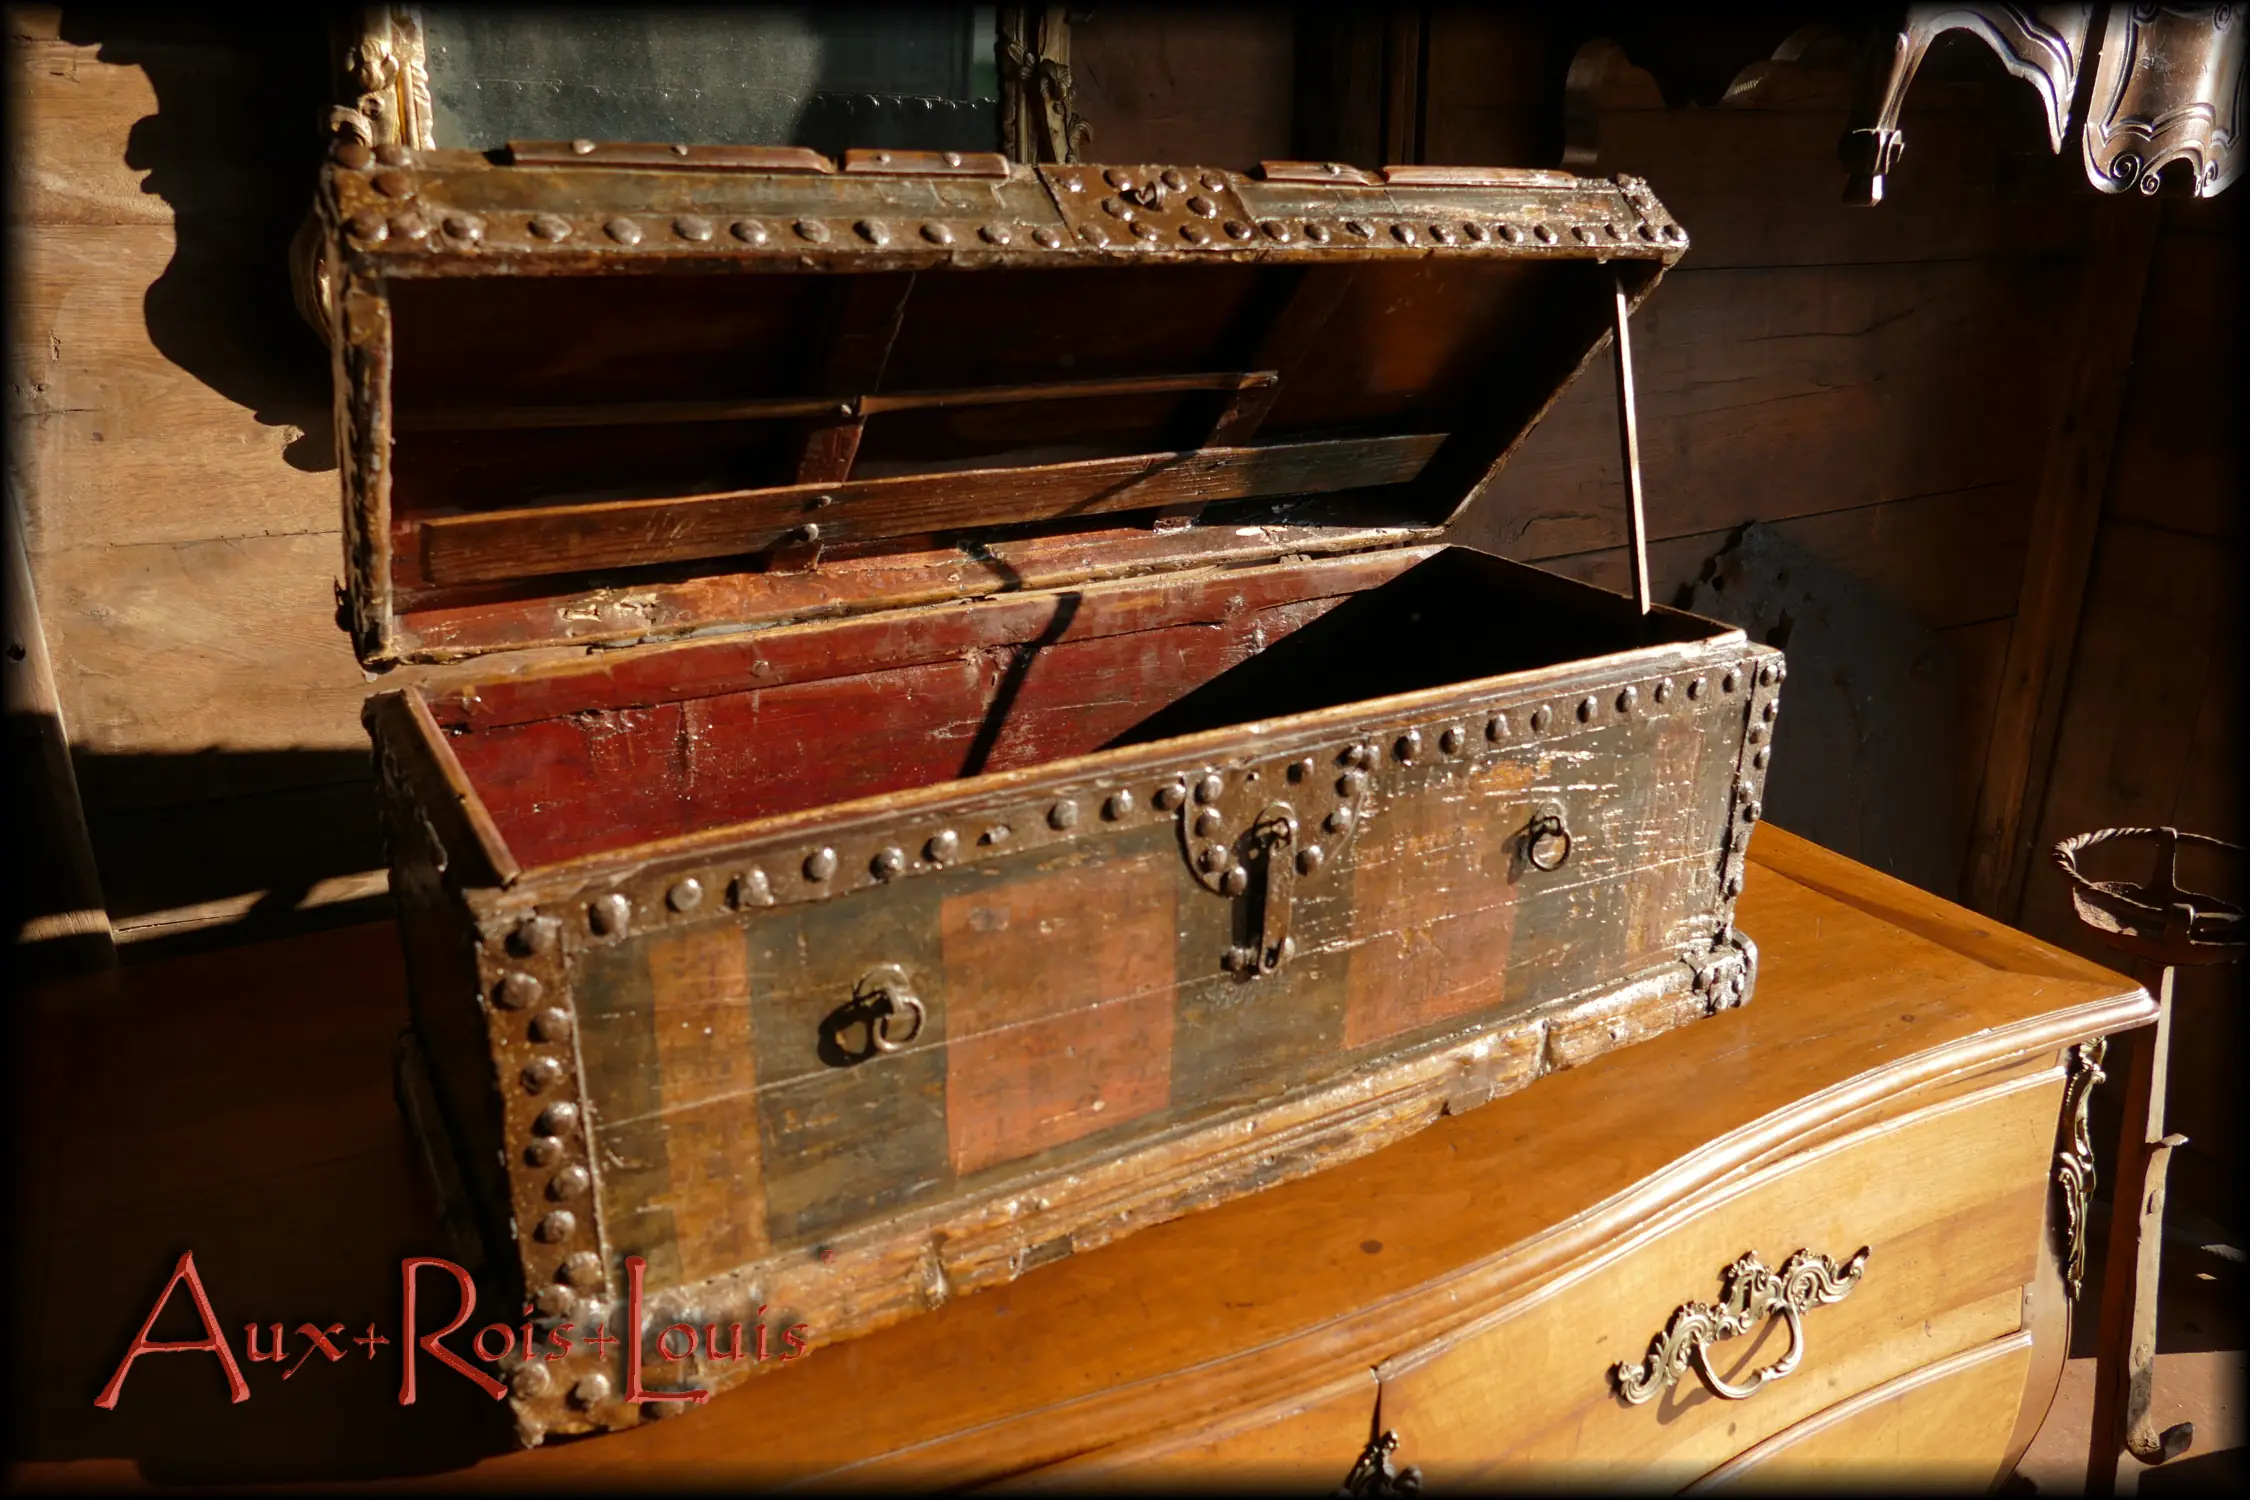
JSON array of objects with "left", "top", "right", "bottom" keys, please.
[
  {"left": 1163, "top": 269, "right": 1362, "bottom": 530},
  {"left": 394, "top": 371, "right": 1282, "bottom": 434},
  {"left": 1297, "top": 4, "right": 1426, "bottom": 171},
  {"left": 1962, "top": 199, "right": 2162, "bottom": 919},
  {"left": 795, "top": 272, "right": 916, "bottom": 485},
  {"left": 1382, "top": 5, "right": 1429, "bottom": 167},
  {"left": 2086, "top": 965, "right": 2190, "bottom": 1492},
  {"left": 417, "top": 433, "right": 1446, "bottom": 587},
  {"left": 1292, "top": 9, "right": 1386, "bottom": 167},
  {"left": 1207, "top": 273, "right": 1357, "bottom": 447}
]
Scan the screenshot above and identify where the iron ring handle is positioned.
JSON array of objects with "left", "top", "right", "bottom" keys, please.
[
  {"left": 871, "top": 992, "right": 924, "bottom": 1052},
  {"left": 850, "top": 964, "right": 925, "bottom": 1055},
  {"left": 1688, "top": 1303, "right": 1804, "bottom": 1401},
  {"left": 1526, "top": 805, "right": 1573, "bottom": 872}
]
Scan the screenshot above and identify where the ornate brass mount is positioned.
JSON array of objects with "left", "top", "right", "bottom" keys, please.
[
  {"left": 1613, "top": 1246, "right": 1870, "bottom": 1405},
  {"left": 1336, "top": 1428, "right": 1421, "bottom": 1496},
  {"left": 2056, "top": 1035, "right": 2108, "bottom": 1302},
  {"left": 1172, "top": 746, "right": 1374, "bottom": 977}
]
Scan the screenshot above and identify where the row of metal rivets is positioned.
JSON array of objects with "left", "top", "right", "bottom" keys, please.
[
  {"left": 334, "top": 144, "right": 1686, "bottom": 257},
  {"left": 291, "top": 155, "right": 1612, "bottom": 202},
  {"left": 1182, "top": 746, "right": 1372, "bottom": 897},
  {"left": 1718, "top": 656, "right": 1786, "bottom": 898},
  {"left": 1688, "top": 930, "right": 1754, "bottom": 1011},
  {"left": 1071, "top": 217, "right": 1684, "bottom": 250},
  {"left": 383, "top": 736, "right": 598, "bottom": 1387},
  {"left": 485, "top": 907, "right": 615, "bottom": 1413},
  {"left": 344, "top": 207, "right": 1685, "bottom": 254},
  {"left": 1059, "top": 166, "right": 1230, "bottom": 195},
  {"left": 565, "top": 665, "right": 1751, "bottom": 938}
]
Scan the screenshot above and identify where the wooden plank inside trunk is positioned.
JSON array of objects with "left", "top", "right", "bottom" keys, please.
[{"left": 415, "top": 434, "right": 1446, "bottom": 586}]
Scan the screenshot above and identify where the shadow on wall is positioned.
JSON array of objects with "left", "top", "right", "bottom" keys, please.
[
  {"left": 59, "top": 8, "right": 337, "bottom": 471},
  {"left": 11, "top": 730, "right": 390, "bottom": 972},
  {"left": 6, "top": 708, "right": 113, "bottom": 982},
  {"left": 1677, "top": 522, "right": 1967, "bottom": 902}
]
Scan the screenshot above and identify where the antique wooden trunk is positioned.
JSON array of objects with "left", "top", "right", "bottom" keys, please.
[{"left": 322, "top": 140, "right": 1784, "bottom": 1443}]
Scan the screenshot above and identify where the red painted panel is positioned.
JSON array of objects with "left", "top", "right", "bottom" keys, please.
[{"left": 939, "top": 852, "right": 1178, "bottom": 1178}]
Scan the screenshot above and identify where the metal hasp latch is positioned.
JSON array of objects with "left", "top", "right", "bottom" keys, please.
[
  {"left": 1174, "top": 749, "right": 1371, "bottom": 978},
  {"left": 2052, "top": 824, "right": 2244, "bottom": 1493},
  {"left": 1223, "top": 803, "right": 1300, "bottom": 975}
]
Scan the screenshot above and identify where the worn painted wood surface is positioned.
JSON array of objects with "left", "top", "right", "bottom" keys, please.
[
  {"left": 412, "top": 434, "right": 1446, "bottom": 588},
  {"left": 11, "top": 1, "right": 2231, "bottom": 1246},
  {"left": 10, "top": 829, "right": 2151, "bottom": 1486},
  {"left": 374, "top": 536, "right": 1776, "bottom": 1441},
  {"left": 323, "top": 146, "right": 1676, "bottom": 667}
]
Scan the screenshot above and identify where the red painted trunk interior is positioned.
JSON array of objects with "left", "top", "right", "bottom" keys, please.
[{"left": 433, "top": 549, "right": 1712, "bottom": 870}]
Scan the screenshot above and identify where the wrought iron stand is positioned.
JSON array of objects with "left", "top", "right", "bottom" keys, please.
[{"left": 2052, "top": 824, "right": 2244, "bottom": 1493}]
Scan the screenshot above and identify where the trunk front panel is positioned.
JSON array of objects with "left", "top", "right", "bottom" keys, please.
[{"left": 563, "top": 663, "right": 1751, "bottom": 1287}]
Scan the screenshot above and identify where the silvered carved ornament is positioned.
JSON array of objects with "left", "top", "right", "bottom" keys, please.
[
  {"left": 1842, "top": 5, "right": 2096, "bottom": 204},
  {"left": 1842, "top": 4, "right": 2243, "bottom": 201},
  {"left": 2083, "top": 5, "right": 2247, "bottom": 197},
  {"left": 1614, "top": 1246, "right": 1871, "bottom": 1405}
]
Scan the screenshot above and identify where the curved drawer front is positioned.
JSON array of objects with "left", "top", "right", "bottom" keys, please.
[
  {"left": 1373, "top": 1068, "right": 2063, "bottom": 1484},
  {"left": 1686, "top": 1332, "right": 2035, "bottom": 1490}
]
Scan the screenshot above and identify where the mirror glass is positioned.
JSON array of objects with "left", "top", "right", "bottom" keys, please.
[{"left": 421, "top": 4, "right": 1001, "bottom": 154}]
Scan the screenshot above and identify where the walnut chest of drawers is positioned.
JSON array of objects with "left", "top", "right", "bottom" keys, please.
[{"left": 429, "top": 828, "right": 2149, "bottom": 1486}]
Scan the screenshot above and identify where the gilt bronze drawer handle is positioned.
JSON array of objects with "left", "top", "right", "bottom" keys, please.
[
  {"left": 1525, "top": 803, "right": 1573, "bottom": 871},
  {"left": 1613, "top": 1246, "right": 1869, "bottom": 1405}
]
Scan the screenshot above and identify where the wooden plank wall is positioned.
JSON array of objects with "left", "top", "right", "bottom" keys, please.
[
  {"left": 1425, "top": 15, "right": 2086, "bottom": 886},
  {"left": 1408, "top": 11, "right": 2240, "bottom": 1222},
  {"left": 2012, "top": 189, "right": 2245, "bottom": 1217},
  {"left": 9, "top": 6, "right": 398, "bottom": 959}
]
